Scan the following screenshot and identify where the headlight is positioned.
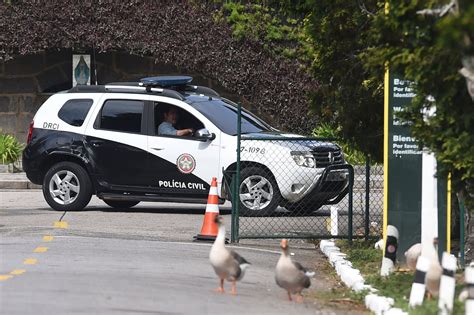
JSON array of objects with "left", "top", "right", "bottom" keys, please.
[{"left": 291, "top": 151, "right": 316, "bottom": 168}]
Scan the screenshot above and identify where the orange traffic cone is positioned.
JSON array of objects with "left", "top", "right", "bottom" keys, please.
[{"left": 194, "top": 177, "right": 221, "bottom": 242}]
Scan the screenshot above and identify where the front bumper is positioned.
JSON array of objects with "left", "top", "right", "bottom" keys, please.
[{"left": 278, "top": 164, "right": 353, "bottom": 205}]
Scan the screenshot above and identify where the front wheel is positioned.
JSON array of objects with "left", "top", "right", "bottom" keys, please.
[
  {"left": 42, "top": 162, "right": 92, "bottom": 211},
  {"left": 284, "top": 201, "right": 323, "bottom": 215},
  {"left": 238, "top": 167, "right": 281, "bottom": 217},
  {"left": 103, "top": 199, "right": 140, "bottom": 209}
]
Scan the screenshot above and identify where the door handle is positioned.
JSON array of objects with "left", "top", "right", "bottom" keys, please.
[
  {"left": 151, "top": 147, "right": 164, "bottom": 151},
  {"left": 90, "top": 139, "right": 104, "bottom": 147}
]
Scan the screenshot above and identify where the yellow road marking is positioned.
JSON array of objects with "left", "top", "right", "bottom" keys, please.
[
  {"left": 0, "top": 275, "right": 13, "bottom": 281},
  {"left": 10, "top": 269, "right": 26, "bottom": 275},
  {"left": 33, "top": 247, "right": 48, "bottom": 253},
  {"left": 43, "top": 235, "right": 54, "bottom": 242},
  {"left": 23, "top": 258, "right": 37, "bottom": 265},
  {"left": 54, "top": 221, "right": 68, "bottom": 229}
]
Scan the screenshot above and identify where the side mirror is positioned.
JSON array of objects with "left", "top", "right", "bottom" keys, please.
[{"left": 195, "top": 128, "right": 216, "bottom": 141}]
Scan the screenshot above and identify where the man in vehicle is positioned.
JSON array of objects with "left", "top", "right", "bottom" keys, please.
[{"left": 157, "top": 105, "right": 193, "bottom": 136}]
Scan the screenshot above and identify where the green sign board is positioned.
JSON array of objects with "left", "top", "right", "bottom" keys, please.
[
  {"left": 385, "top": 74, "right": 423, "bottom": 261},
  {"left": 385, "top": 72, "right": 449, "bottom": 261}
]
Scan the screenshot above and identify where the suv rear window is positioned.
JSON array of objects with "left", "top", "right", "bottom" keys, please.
[
  {"left": 58, "top": 99, "right": 93, "bottom": 126},
  {"left": 98, "top": 100, "right": 144, "bottom": 133}
]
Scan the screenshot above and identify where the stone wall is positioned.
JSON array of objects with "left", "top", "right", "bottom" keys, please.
[{"left": 0, "top": 50, "right": 238, "bottom": 143}]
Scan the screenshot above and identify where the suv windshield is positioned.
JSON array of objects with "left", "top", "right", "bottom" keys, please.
[{"left": 189, "top": 97, "right": 273, "bottom": 135}]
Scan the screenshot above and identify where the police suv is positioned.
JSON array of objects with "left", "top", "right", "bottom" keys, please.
[{"left": 23, "top": 76, "right": 351, "bottom": 216}]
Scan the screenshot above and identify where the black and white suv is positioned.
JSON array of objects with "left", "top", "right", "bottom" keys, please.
[{"left": 23, "top": 76, "right": 351, "bottom": 216}]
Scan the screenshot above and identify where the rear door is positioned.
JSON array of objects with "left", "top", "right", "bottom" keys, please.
[
  {"left": 146, "top": 99, "right": 222, "bottom": 199},
  {"left": 84, "top": 95, "right": 150, "bottom": 190}
]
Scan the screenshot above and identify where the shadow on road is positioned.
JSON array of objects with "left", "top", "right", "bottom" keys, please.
[
  {"left": 34, "top": 205, "right": 352, "bottom": 217},
  {"left": 36, "top": 206, "right": 232, "bottom": 215}
]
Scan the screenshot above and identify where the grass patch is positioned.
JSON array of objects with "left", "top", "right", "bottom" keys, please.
[{"left": 335, "top": 240, "right": 466, "bottom": 314}]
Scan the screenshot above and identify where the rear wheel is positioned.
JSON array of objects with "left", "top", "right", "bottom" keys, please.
[
  {"left": 103, "top": 199, "right": 140, "bottom": 209},
  {"left": 239, "top": 167, "right": 280, "bottom": 217},
  {"left": 42, "top": 162, "right": 92, "bottom": 211}
]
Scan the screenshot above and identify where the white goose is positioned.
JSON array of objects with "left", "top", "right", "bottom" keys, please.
[
  {"left": 404, "top": 243, "right": 422, "bottom": 271},
  {"left": 209, "top": 215, "right": 250, "bottom": 295},
  {"left": 425, "top": 238, "right": 442, "bottom": 298},
  {"left": 275, "top": 239, "right": 314, "bottom": 302}
]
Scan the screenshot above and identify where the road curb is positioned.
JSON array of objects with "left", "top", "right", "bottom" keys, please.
[
  {"left": 0, "top": 180, "right": 41, "bottom": 189},
  {"left": 0, "top": 172, "right": 42, "bottom": 190},
  {"left": 319, "top": 240, "right": 407, "bottom": 315}
]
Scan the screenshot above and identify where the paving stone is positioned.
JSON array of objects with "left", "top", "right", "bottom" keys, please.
[{"left": 0, "top": 96, "right": 13, "bottom": 112}]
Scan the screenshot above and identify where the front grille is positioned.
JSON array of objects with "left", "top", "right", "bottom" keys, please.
[{"left": 312, "top": 147, "right": 344, "bottom": 168}]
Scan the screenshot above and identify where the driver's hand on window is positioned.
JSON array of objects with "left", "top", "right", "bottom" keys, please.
[{"left": 176, "top": 128, "right": 193, "bottom": 136}]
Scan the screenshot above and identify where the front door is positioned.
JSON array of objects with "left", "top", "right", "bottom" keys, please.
[{"left": 147, "top": 102, "right": 221, "bottom": 198}]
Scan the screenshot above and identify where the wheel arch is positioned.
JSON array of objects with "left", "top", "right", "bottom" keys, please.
[{"left": 39, "top": 153, "right": 95, "bottom": 191}]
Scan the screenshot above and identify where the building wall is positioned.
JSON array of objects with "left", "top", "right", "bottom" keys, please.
[{"left": 0, "top": 50, "right": 237, "bottom": 143}]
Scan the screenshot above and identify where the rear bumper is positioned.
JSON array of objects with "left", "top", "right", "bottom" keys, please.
[{"left": 22, "top": 148, "right": 43, "bottom": 185}]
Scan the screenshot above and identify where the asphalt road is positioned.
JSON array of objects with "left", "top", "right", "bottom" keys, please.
[{"left": 0, "top": 190, "right": 368, "bottom": 314}]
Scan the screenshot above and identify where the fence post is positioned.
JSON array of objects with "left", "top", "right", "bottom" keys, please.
[
  {"left": 233, "top": 101, "right": 242, "bottom": 243},
  {"left": 230, "top": 174, "right": 238, "bottom": 243},
  {"left": 348, "top": 165, "right": 354, "bottom": 242},
  {"left": 365, "top": 155, "right": 371, "bottom": 240},
  {"left": 460, "top": 196, "right": 466, "bottom": 268}
]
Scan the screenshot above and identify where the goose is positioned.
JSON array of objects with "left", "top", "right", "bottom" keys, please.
[
  {"left": 425, "top": 238, "right": 442, "bottom": 298},
  {"left": 209, "top": 215, "right": 250, "bottom": 295},
  {"left": 404, "top": 243, "right": 422, "bottom": 271},
  {"left": 275, "top": 239, "right": 314, "bottom": 302}
]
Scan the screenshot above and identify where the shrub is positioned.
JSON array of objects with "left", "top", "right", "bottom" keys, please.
[
  {"left": 0, "top": 134, "right": 23, "bottom": 165},
  {"left": 312, "top": 123, "right": 367, "bottom": 165}
]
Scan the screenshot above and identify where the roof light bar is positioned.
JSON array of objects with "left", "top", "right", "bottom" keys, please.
[{"left": 140, "top": 76, "right": 193, "bottom": 87}]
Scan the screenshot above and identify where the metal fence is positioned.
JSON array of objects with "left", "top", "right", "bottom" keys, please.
[
  {"left": 224, "top": 147, "right": 383, "bottom": 242},
  {"left": 222, "top": 102, "right": 384, "bottom": 242}
]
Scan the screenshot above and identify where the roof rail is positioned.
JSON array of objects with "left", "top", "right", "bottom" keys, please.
[
  {"left": 68, "top": 85, "right": 106, "bottom": 93},
  {"left": 106, "top": 82, "right": 141, "bottom": 86},
  {"left": 68, "top": 84, "right": 184, "bottom": 100},
  {"left": 105, "top": 82, "right": 220, "bottom": 99},
  {"left": 185, "top": 85, "right": 220, "bottom": 97}
]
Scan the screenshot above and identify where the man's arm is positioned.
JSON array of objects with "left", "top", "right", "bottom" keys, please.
[
  {"left": 158, "top": 122, "right": 177, "bottom": 136},
  {"left": 176, "top": 128, "right": 193, "bottom": 136}
]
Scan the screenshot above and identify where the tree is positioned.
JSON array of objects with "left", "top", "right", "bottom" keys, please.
[
  {"left": 363, "top": 0, "right": 474, "bottom": 260},
  {"left": 304, "top": 0, "right": 385, "bottom": 162}
]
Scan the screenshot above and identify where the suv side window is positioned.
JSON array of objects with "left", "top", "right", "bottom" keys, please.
[
  {"left": 58, "top": 99, "right": 93, "bottom": 127},
  {"left": 98, "top": 99, "right": 144, "bottom": 133},
  {"left": 154, "top": 102, "right": 204, "bottom": 136}
]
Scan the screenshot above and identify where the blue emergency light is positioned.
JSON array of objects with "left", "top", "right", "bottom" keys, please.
[{"left": 140, "top": 76, "right": 193, "bottom": 87}]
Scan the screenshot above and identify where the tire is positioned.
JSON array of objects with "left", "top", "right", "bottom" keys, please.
[
  {"left": 284, "top": 201, "right": 323, "bottom": 215},
  {"left": 42, "top": 161, "right": 92, "bottom": 211},
  {"left": 103, "top": 199, "right": 139, "bottom": 209},
  {"left": 238, "top": 167, "right": 281, "bottom": 217}
]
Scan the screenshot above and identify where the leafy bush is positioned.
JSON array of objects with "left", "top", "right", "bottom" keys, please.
[
  {"left": 0, "top": 134, "right": 23, "bottom": 165},
  {"left": 312, "top": 123, "right": 367, "bottom": 165}
]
